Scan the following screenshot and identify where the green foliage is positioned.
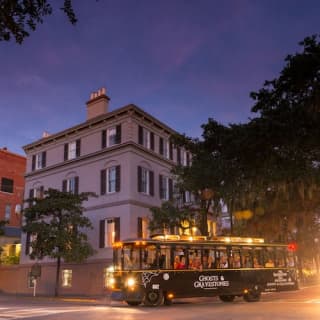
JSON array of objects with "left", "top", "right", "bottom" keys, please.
[
  {"left": 171, "top": 35, "right": 320, "bottom": 250},
  {"left": 23, "top": 188, "right": 95, "bottom": 262},
  {"left": 0, "top": 0, "right": 77, "bottom": 44},
  {"left": 149, "top": 201, "right": 197, "bottom": 235},
  {"left": 23, "top": 188, "right": 96, "bottom": 296},
  {"left": 1, "top": 255, "right": 19, "bottom": 265}
]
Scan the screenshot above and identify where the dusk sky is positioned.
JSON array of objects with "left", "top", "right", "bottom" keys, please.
[{"left": 1, "top": 0, "right": 319, "bottom": 156}]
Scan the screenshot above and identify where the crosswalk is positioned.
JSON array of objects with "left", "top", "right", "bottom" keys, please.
[{"left": 0, "top": 306, "right": 85, "bottom": 319}]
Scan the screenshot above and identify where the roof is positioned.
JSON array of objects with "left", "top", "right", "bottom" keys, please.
[{"left": 23, "top": 104, "right": 178, "bottom": 152}]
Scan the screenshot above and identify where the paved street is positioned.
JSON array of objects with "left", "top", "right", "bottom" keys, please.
[{"left": 0, "top": 284, "right": 319, "bottom": 320}]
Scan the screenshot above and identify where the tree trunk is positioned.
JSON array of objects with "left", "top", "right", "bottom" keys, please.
[{"left": 54, "top": 256, "right": 61, "bottom": 297}]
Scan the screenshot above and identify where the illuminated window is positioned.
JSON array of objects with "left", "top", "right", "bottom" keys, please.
[
  {"left": 62, "top": 269, "right": 72, "bottom": 287},
  {"left": 4, "top": 204, "right": 11, "bottom": 221},
  {"left": 99, "top": 218, "right": 120, "bottom": 248}
]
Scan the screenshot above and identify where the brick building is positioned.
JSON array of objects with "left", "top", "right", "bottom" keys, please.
[{"left": 0, "top": 147, "right": 26, "bottom": 259}]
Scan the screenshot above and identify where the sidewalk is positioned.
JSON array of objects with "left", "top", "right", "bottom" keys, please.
[{"left": 0, "top": 292, "right": 111, "bottom": 306}]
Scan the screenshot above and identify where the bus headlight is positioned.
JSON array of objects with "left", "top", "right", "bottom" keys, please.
[
  {"left": 126, "top": 277, "right": 136, "bottom": 288},
  {"left": 107, "top": 277, "right": 115, "bottom": 289}
]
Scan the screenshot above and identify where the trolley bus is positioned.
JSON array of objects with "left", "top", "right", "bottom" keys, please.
[{"left": 106, "top": 235, "right": 298, "bottom": 306}]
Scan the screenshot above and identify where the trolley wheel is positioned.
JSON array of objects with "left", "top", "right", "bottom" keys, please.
[
  {"left": 219, "top": 295, "right": 235, "bottom": 302},
  {"left": 243, "top": 288, "right": 261, "bottom": 302},
  {"left": 126, "top": 300, "right": 141, "bottom": 306},
  {"left": 144, "top": 290, "right": 164, "bottom": 307}
]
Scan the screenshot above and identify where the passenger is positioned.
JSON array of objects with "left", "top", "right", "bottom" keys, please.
[
  {"left": 177, "top": 256, "right": 186, "bottom": 269},
  {"left": 220, "top": 256, "right": 228, "bottom": 268},
  {"left": 190, "top": 256, "right": 202, "bottom": 270},
  {"left": 207, "top": 256, "right": 215, "bottom": 268},
  {"left": 233, "top": 255, "right": 241, "bottom": 268},
  {"left": 174, "top": 255, "right": 181, "bottom": 269},
  {"left": 253, "top": 257, "right": 262, "bottom": 268},
  {"left": 265, "top": 259, "right": 275, "bottom": 268},
  {"left": 202, "top": 256, "right": 208, "bottom": 269}
]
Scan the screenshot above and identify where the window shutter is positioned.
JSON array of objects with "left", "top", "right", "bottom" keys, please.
[
  {"left": 62, "top": 179, "right": 67, "bottom": 192},
  {"left": 100, "top": 169, "right": 106, "bottom": 195},
  {"left": 169, "top": 178, "right": 173, "bottom": 200},
  {"left": 29, "top": 189, "right": 34, "bottom": 199},
  {"left": 25, "top": 233, "right": 30, "bottom": 255},
  {"left": 32, "top": 155, "right": 36, "bottom": 171},
  {"left": 138, "top": 125, "right": 143, "bottom": 145},
  {"left": 74, "top": 176, "right": 79, "bottom": 195},
  {"left": 177, "top": 147, "right": 181, "bottom": 165},
  {"left": 115, "top": 165, "right": 121, "bottom": 192},
  {"left": 149, "top": 171, "right": 154, "bottom": 196},
  {"left": 169, "top": 142, "right": 173, "bottom": 160},
  {"left": 186, "top": 152, "right": 190, "bottom": 166},
  {"left": 159, "top": 138, "right": 164, "bottom": 155},
  {"left": 101, "top": 130, "right": 106, "bottom": 149},
  {"left": 114, "top": 217, "right": 120, "bottom": 242},
  {"left": 41, "top": 151, "right": 46, "bottom": 168},
  {"left": 76, "top": 139, "right": 81, "bottom": 157},
  {"left": 116, "top": 124, "right": 121, "bottom": 144},
  {"left": 64, "top": 144, "right": 68, "bottom": 161},
  {"left": 40, "top": 186, "right": 44, "bottom": 199},
  {"left": 182, "top": 191, "right": 186, "bottom": 203},
  {"left": 137, "top": 166, "right": 142, "bottom": 192},
  {"left": 150, "top": 132, "right": 154, "bottom": 150},
  {"left": 99, "top": 220, "right": 105, "bottom": 248},
  {"left": 159, "top": 174, "right": 163, "bottom": 199},
  {"left": 137, "top": 217, "right": 143, "bottom": 238}
]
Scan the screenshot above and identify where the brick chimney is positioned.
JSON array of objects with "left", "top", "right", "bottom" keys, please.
[{"left": 86, "top": 87, "right": 110, "bottom": 120}]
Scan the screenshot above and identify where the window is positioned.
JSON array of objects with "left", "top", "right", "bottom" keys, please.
[
  {"left": 64, "top": 140, "right": 81, "bottom": 161},
  {"left": 102, "top": 125, "right": 121, "bottom": 148},
  {"left": 137, "top": 217, "right": 149, "bottom": 238},
  {"left": 32, "top": 151, "right": 46, "bottom": 171},
  {"left": 1, "top": 177, "right": 14, "bottom": 193},
  {"left": 99, "top": 218, "right": 120, "bottom": 248},
  {"left": 159, "top": 175, "right": 173, "bottom": 200},
  {"left": 182, "top": 150, "right": 190, "bottom": 166},
  {"left": 62, "top": 269, "right": 72, "bottom": 287},
  {"left": 25, "top": 233, "right": 37, "bottom": 255},
  {"left": 4, "top": 204, "right": 11, "bottom": 221},
  {"left": 29, "top": 186, "right": 44, "bottom": 199},
  {"left": 100, "top": 166, "right": 120, "bottom": 195},
  {"left": 163, "top": 140, "right": 173, "bottom": 160},
  {"left": 138, "top": 126, "right": 154, "bottom": 150},
  {"left": 137, "top": 166, "right": 154, "bottom": 196},
  {"left": 62, "top": 176, "right": 79, "bottom": 194}
]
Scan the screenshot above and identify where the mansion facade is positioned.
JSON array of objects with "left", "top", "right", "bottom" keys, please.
[{"left": 14, "top": 88, "right": 208, "bottom": 296}]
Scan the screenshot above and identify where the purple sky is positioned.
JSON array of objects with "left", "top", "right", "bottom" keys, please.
[{"left": 1, "top": 0, "right": 319, "bottom": 155}]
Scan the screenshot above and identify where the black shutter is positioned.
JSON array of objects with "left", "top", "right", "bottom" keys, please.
[
  {"left": 114, "top": 217, "right": 120, "bottom": 242},
  {"left": 177, "top": 147, "right": 181, "bottom": 165},
  {"left": 62, "top": 179, "right": 67, "bottom": 192},
  {"left": 40, "top": 186, "right": 44, "bottom": 199},
  {"left": 99, "top": 220, "right": 105, "bottom": 248},
  {"left": 76, "top": 139, "right": 81, "bottom": 157},
  {"left": 41, "top": 151, "right": 46, "bottom": 168},
  {"left": 149, "top": 171, "right": 154, "bottom": 196},
  {"left": 32, "top": 155, "right": 36, "bottom": 171},
  {"left": 101, "top": 130, "right": 106, "bottom": 149},
  {"left": 182, "top": 191, "right": 186, "bottom": 203},
  {"left": 74, "top": 176, "right": 79, "bottom": 195},
  {"left": 25, "top": 233, "right": 30, "bottom": 255},
  {"left": 159, "top": 138, "right": 164, "bottom": 155},
  {"left": 186, "top": 152, "right": 190, "bottom": 166},
  {"left": 137, "top": 166, "right": 142, "bottom": 192},
  {"left": 138, "top": 125, "right": 143, "bottom": 145},
  {"left": 150, "top": 132, "right": 154, "bottom": 150},
  {"left": 169, "top": 178, "right": 173, "bottom": 200},
  {"left": 64, "top": 143, "right": 68, "bottom": 161},
  {"left": 169, "top": 143, "right": 173, "bottom": 160},
  {"left": 115, "top": 165, "right": 121, "bottom": 192},
  {"left": 137, "top": 217, "right": 143, "bottom": 238},
  {"left": 116, "top": 124, "right": 121, "bottom": 144},
  {"left": 159, "top": 174, "right": 163, "bottom": 199},
  {"left": 100, "top": 169, "right": 106, "bottom": 195}
]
